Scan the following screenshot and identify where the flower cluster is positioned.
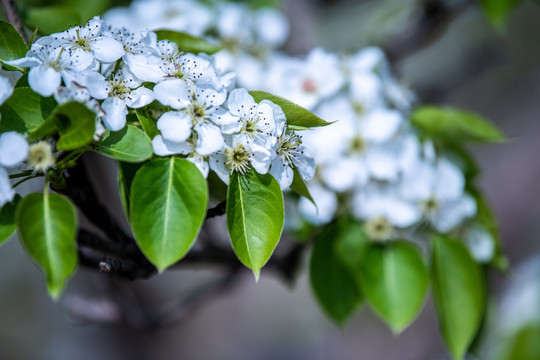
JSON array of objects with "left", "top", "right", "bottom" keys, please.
[{"left": 1, "top": 14, "right": 314, "bottom": 203}]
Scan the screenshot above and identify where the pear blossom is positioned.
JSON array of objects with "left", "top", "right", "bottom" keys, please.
[{"left": 0, "top": 132, "right": 29, "bottom": 207}]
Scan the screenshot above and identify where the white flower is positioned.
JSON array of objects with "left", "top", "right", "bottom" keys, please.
[
  {"left": 401, "top": 158, "right": 477, "bottom": 232},
  {"left": 298, "top": 183, "right": 338, "bottom": 226},
  {"left": 0, "top": 131, "right": 29, "bottom": 207},
  {"left": 50, "top": 16, "right": 125, "bottom": 64},
  {"left": 465, "top": 225, "right": 495, "bottom": 263},
  {"left": 152, "top": 135, "right": 209, "bottom": 178},
  {"left": 0, "top": 76, "right": 14, "bottom": 105}
]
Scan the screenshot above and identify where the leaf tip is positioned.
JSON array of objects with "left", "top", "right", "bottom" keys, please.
[{"left": 252, "top": 269, "right": 261, "bottom": 282}]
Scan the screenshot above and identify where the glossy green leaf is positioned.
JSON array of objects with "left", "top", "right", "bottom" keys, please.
[
  {"left": 289, "top": 167, "right": 315, "bottom": 205},
  {"left": 0, "top": 194, "right": 21, "bottom": 245},
  {"left": 155, "top": 30, "right": 222, "bottom": 54},
  {"left": 136, "top": 108, "right": 160, "bottom": 139},
  {"left": 0, "top": 20, "right": 27, "bottom": 62},
  {"left": 0, "top": 87, "right": 57, "bottom": 134},
  {"left": 359, "top": 241, "right": 429, "bottom": 333},
  {"left": 496, "top": 324, "right": 540, "bottom": 360},
  {"left": 310, "top": 220, "right": 363, "bottom": 326},
  {"left": 26, "top": 6, "right": 81, "bottom": 35},
  {"left": 93, "top": 125, "right": 153, "bottom": 162},
  {"left": 412, "top": 106, "right": 504, "bottom": 143},
  {"left": 30, "top": 101, "right": 95, "bottom": 150},
  {"left": 130, "top": 157, "right": 208, "bottom": 271},
  {"left": 479, "top": 0, "right": 523, "bottom": 26},
  {"left": 15, "top": 191, "right": 77, "bottom": 299},
  {"left": 227, "top": 170, "right": 284, "bottom": 280},
  {"left": 431, "top": 236, "right": 486, "bottom": 360},
  {"left": 249, "top": 91, "right": 333, "bottom": 129}
]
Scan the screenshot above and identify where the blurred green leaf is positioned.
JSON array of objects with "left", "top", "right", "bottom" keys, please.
[
  {"left": 0, "top": 87, "right": 56, "bottom": 134},
  {"left": 359, "top": 241, "right": 429, "bottom": 333},
  {"left": 479, "top": 0, "right": 523, "bottom": 26},
  {"left": 0, "top": 20, "right": 27, "bottom": 61},
  {"left": 310, "top": 220, "right": 363, "bottom": 326},
  {"left": 249, "top": 91, "right": 333, "bottom": 130},
  {"left": 227, "top": 170, "right": 284, "bottom": 280},
  {"left": 155, "top": 30, "right": 222, "bottom": 54},
  {"left": 93, "top": 125, "right": 153, "bottom": 162},
  {"left": 412, "top": 106, "right": 505, "bottom": 143},
  {"left": 30, "top": 101, "right": 95, "bottom": 150},
  {"left": 431, "top": 236, "right": 486, "bottom": 360},
  {"left": 130, "top": 157, "right": 208, "bottom": 271},
  {"left": 0, "top": 194, "right": 21, "bottom": 245},
  {"left": 16, "top": 191, "right": 77, "bottom": 299},
  {"left": 117, "top": 160, "right": 145, "bottom": 219},
  {"left": 26, "top": 6, "right": 81, "bottom": 35},
  {"left": 496, "top": 324, "right": 540, "bottom": 360}
]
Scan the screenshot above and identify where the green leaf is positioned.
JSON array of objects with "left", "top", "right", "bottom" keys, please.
[
  {"left": 359, "top": 241, "right": 429, "bottom": 333},
  {"left": 130, "top": 157, "right": 208, "bottom": 271},
  {"left": 155, "top": 30, "right": 222, "bottom": 54},
  {"left": 431, "top": 236, "right": 486, "bottom": 360},
  {"left": 289, "top": 167, "right": 315, "bottom": 205},
  {"left": 249, "top": 91, "right": 333, "bottom": 129},
  {"left": 117, "top": 160, "right": 145, "bottom": 219},
  {"left": 135, "top": 108, "right": 160, "bottom": 139},
  {"left": 93, "top": 125, "right": 153, "bottom": 162},
  {"left": 411, "top": 106, "right": 505, "bottom": 143},
  {"left": 496, "top": 324, "right": 540, "bottom": 360},
  {"left": 0, "top": 20, "right": 27, "bottom": 62},
  {"left": 227, "top": 170, "right": 284, "bottom": 280},
  {"left": 0, "top": 194, "right": 21, "bottom": 245},
  {"left": 25, "top": 6, "right": 81, "bottom": 35},
  {"left": 310, "top": 220, "right": 363, "bottom": 326},
  {"left": 31, "top": 101, "right": 95, "bottom": 150},
  {"left": 15, "top": 191, "right": 77, "bottom": 299},
  {"left": 0, "top": 87, "right": 57, "bottom": 134},
  {"left": 479, "top": 0, "right": 523, "bottom": 26}
]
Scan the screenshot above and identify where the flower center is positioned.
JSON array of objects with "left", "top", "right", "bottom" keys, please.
[
  {"left": 421, "top": 196, "right": 439, "bottom": 214},
  {"left": 225, "top": 144, "right": 251, "bottom": 174},
  {"left": 364, "top": 216, "right": 394, "bottom": 242},
  {"left": 349, "top": 135, "right": 365, "bottom": 153},
  {"left": 28, "top": 141, "right": 55, "bottom": 174},
  {"left": 109, "top": 78, "right": 131, "bottom": 99}
]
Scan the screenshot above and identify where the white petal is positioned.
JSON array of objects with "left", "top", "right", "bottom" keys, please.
[
  {"left": 361, "top": 109, "right": 403, "bottom": 143},
  {"left": 90, "top": 37, "right": 125, "bottom": 63},
  {"left": 0, "top": 76, "right": 14, "bottom": 105},
  {"left": 365, "top": 146, "right": 399, "bottom": 181},
  {"left": 187, "top": 155, "right": 209, "bottom": 178},
  {"left": 101, "top": 97, "right": 128, "bottom": 131},
  {"left": 153, "top": 79, "right": 191, "bottom": 109},
  {"left": 434, "top": 158, "right": 465, "bottom": 201},
  {"left": 209, "top": 152, "right": 230, "bottom": 185},
  {"left": 125, "top": 87, "right": 154, "bottom": 108},
  {"left": 465, "top": 226, "right": 495, "bottom": 263},
  {"left": 152, "top": 135, "right": 191, "bottom": 156},
  {"left": 4, "top": 56, "right": 42, "bottom": 68},
  {"left": 293, "top": 151, "right": 316, "bottom": 182},
  {"left": 28, "top": 66, "right": 61, "bottom": 97},
  {"left": 0, "top": 167, "right": 15, "bottom": 207},
  {"left": 227, "top": 88, "right": 255, "bottom": 117},
  {"left": 298, "top": 182, "right": 337, "bottom": 225},
  {"left": 157, "top": 111, "right": 192, "bottom": 143},
  {"left": 124, "top": 53, "right": 164, "bottom": 83},
  {"left": 321, "top": 157, "right": 366, "bottom": 192},
  {"left": 431, "top": 195, "right": 477, "bottom": 233},
  {"left": 0, "top": 131, "right": 28, "bottom": 167},
  {"left": 67, "top": 70, "right": 109, "bottom": 100},
  {"left": 194, "top": 122, "right": 224, "bottom": 155},
  {"left": 269, "top": 156, "right": 293, "bottom": 189},
  {"left": 247, "top": 143, "right": 271, "bottom": 174}
]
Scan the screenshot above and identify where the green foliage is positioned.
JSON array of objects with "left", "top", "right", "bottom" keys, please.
[
  {"left": 15, "top": 191, "right": 77, "bottom": 299},
  {"left": 0, "top": 195, "right": 21, "bottom": 245},
  {"left": 0, "top": 20, "right": 27, "bottom": 63},
  {"left": 479, "top": 0, "right": 523, "bottom": 26},
  {"left": 136, "top": 108, "right": 160, "bottom": 139},
  {"left": 93, "top": 125, "right": 153, "bottom": 162},
  {"left": 359, "top": 241, "right": 429, "bottom": 333},
  {"left": 412, "top": 106, "right": 505, "bottom": 144},
  {"left": 130, "top": 157, "right": 208, "bottom": 271},
  {"left": 249, "top": 91, "right": 333, "bottom": 130},
  {"left": 227, "top": 170, "right": 284, "bottom": 280},
  {"left": 496, "top": 324, "right": 540, "bottom": 360},
  {"left": 289, "top": 167, "right": 315, "bottom": 204},
  {"left": 310, "top": 219, "right": 363, "bottom": 326},
  {"left": 0, "top": 87, "right": 56, "bottom": 134},
  {"left": 431, "top": 236, "right": 486, "bottom": 360},
  {"left": 155, "top": 30, "right": 223, "bottom": 54},
  {"left": 117, "top": 160, "right": 145, "bottom": 219},
  {"left": 30, "top": 101, "right": 95, "bottom": 150},
  {"left": 25, "top": 6, "right": 81, "bottom": 35}
]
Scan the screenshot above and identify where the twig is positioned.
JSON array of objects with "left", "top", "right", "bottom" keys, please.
[{"left": 1, "top": 0, "right": 28, "bottom": 44}]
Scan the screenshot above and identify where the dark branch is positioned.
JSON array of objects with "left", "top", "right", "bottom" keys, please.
[
  {"left": 1, "top": 0, "right": 28, "bottom": 44},
  {"left": 206, "top": 201, "right": 227, "bottom": 219}
]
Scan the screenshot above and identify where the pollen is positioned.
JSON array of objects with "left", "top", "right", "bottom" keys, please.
[{"left": 28, "top": 141, "right": 55, "bottom": 174}]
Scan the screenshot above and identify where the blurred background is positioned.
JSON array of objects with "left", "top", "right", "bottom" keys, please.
[{"left": 1, "top": 0, "right": 540, "bottom": 359}]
